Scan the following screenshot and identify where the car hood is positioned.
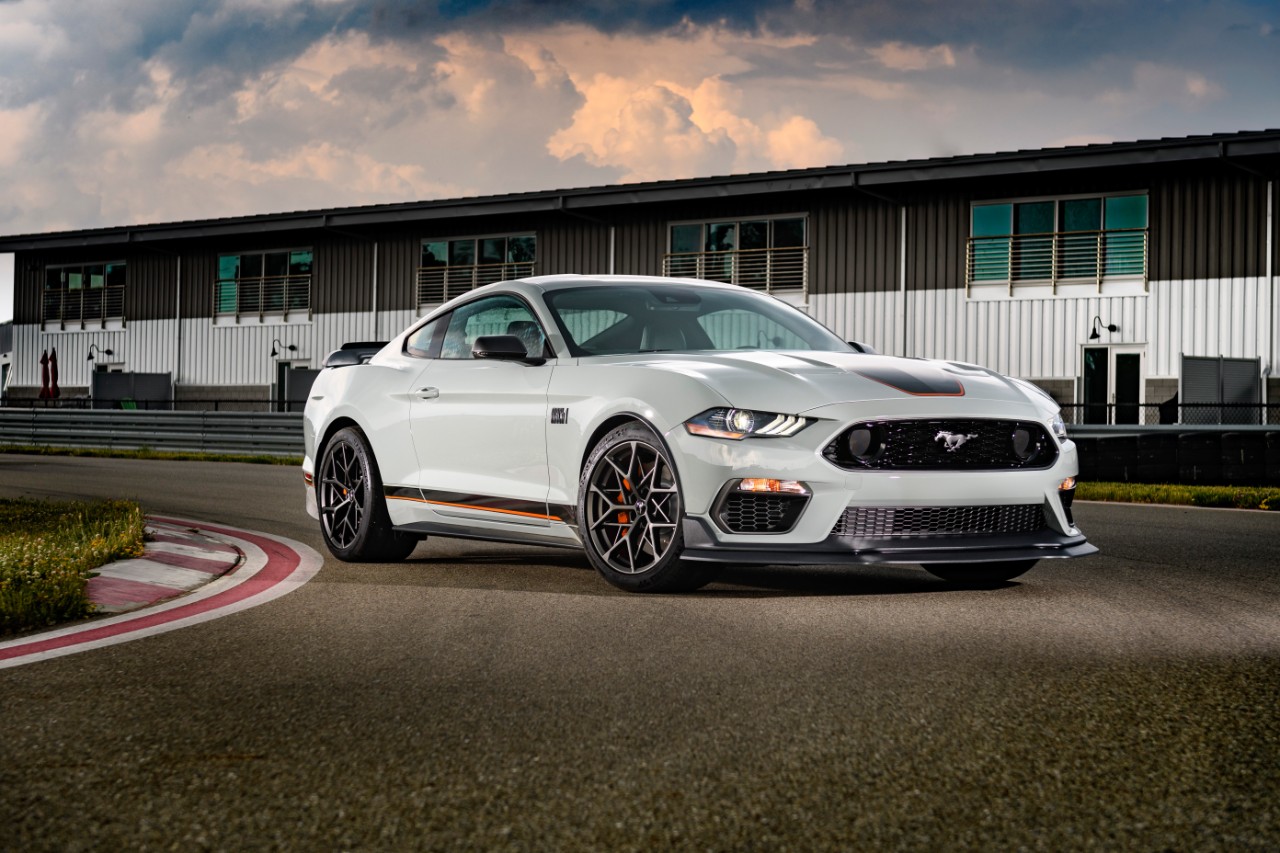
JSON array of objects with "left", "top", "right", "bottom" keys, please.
[{"left": 610, "top": 351, "right": 1045, "bottom": 415}]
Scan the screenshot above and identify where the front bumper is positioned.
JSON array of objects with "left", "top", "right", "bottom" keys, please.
[
  {"left": 666, "top": 399, "right": 1096, "bottom": 566},
  {"left": 681, "top": 516, "right": 1097, "bottom": 565}
]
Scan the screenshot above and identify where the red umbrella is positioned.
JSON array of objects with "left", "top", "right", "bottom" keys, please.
[
  {"left": 49, "top": 348, "right": 60, "bottom": 399},
  {"left": 39, "top": 350, "right": 50, "bottom": 400}
]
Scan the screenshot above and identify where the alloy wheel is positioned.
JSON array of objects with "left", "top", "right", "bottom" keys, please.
[
  {"left": 319, "top": 440, "right": 367, "bottom": 550},
  {"left": 584, "top": 439, "right": 681, "bottom": 575}
]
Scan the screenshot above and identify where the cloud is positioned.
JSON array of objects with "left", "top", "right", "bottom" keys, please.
[
  {"left": 867, "top": 41, "right": 956, "bottom": 71},
  {"left": 0, "top": 103, "right": 42, "bottom": 169},
  {"left": 0, "top": 0, "right": 1275, "bottom": 240},
  {"left": 1100, "top": 61, "right": 1225, "bottom": 108}
]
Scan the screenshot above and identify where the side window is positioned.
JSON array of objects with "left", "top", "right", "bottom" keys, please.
[
  {"left": 404, "top": 316, "right": 444, "bottom": 358},
  {"left": 440, "top": 295, "right": 547, "bottom": 359}
]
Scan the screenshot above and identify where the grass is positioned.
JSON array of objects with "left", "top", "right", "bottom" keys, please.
[
  {"left": 0, "top": 498, "right": 147, "bottom": 635},
  {"left": 1078, "top": 481, "right": 1280, "bottom": 511},
  {"left": 0, "top": 444, "right": 301, "bottom": 466}
]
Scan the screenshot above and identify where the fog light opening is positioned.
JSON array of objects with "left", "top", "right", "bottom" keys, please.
[
  {"left": 1058, "top": 477, "right": 1077, "bottom": 527},
  {"left": 737, "top": 478, "right": 810, "bottom": 495}
]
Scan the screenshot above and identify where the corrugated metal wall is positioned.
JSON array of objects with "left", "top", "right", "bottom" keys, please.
[
  {"left": 313, "top": 236, "right": 375, "bottom": 314},
  {"left": 1150, "top": 168, "right": 1266, "bottom": 280},
  {"left": 1149, "top": 277, "right": 1271, "bottom": 376},
  {"left": 377, "top": 234, "right": 420, "bottom": 313},
  {"left": 540, "top": 218, "right": 610, "bottom": 274},
  {"left": 612, "top": 215, "right": 666, "bottom": 277},
  {"left": 8, "top": 160, "right": 1279, "bottom": 396},
  {"left": 905, "top": 192, "right": 967, "bottom": 292},
  {"left": 11, "top": 320, "right": 178, "bottom": 387},
  {"left": 809, "top": 196, "right": 899, "bottom": 295}
]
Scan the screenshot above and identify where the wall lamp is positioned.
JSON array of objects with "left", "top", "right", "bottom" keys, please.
[
  {"left": 271, "top": 339, "right": 298, "bottom": 358},
  {"left": 1088, "top": 316, "right": 1118, "bottom": 340},
  {"left": 86, "top": 344, "right": 114, "bottom": 361}
]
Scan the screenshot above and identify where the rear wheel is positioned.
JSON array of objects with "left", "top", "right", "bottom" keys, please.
[
  {"left": 924, "top": 559, "right": 1037, "bottom": 586},
  {"left": 317, "top": 427, "right": 419, "bottom": 562},
  {"left": 578, "top": 423, "right": 715, "bottom": 593}
]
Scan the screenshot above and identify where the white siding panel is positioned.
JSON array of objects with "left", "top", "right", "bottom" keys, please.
[
  {"left": 817, "top": 289, "right": 1153, "bottom": 381},
  {"left": 1150, "top": 278, "right": 1267, "bottom": 376},
  {"left": 809, "top": 291, "right": 905, "bottom": 356},
  {"left": 177, "top": 313, "right": 382, "bottom": 386},
  {"left": 10, "top": 321, "right": 178, "bottom": 388}
]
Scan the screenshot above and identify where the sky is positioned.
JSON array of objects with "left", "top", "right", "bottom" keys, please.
[{"left": 1, "top": 0, "right": 1278, "bottom": 322}]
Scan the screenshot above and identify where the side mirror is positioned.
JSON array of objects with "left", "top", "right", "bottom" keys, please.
[
  {"left": 472, "top": 335, "right": 545, "bottom": 365},
  {"left": 847, "top": 341, "right": 878, "bottom": 355}
]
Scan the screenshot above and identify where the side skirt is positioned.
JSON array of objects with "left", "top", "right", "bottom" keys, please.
[{"left": 393, "top": 519, "right": 583, "bottom": 550}]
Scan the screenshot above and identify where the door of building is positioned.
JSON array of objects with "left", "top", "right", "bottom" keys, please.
[{"left": 1082, "top": 345, "right": 1144, "bottom": 425}]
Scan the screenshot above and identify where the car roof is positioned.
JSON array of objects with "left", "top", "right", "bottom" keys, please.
[{"left": 516, "top": 274, "right": 745, "bottom": 294}]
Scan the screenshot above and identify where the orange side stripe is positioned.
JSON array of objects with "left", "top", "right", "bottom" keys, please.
[{"left": 386, "top": 494, "right": 559, "bottom": 521}]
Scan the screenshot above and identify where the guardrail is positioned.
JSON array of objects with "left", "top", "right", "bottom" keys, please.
[
  {"left": 0, "top": 409, "right": 304, "bottom": 456},
  {"left": 1, "top": 399, "right": 307, "bottom": 412},
  {"left": 1061, "top": 402, "right": 1280, "bottom": 426}
]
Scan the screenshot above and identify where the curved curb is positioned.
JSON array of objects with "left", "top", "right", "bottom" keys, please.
[
  {"left": 88, "top": 519, "right": 244, "bottom": 614},
  {"left": 0, "top": 517, "right": 323, "bottom": 670}
]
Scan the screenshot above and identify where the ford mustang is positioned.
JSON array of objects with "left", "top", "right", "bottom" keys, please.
[{"left": 303, "top": 275, "right": 1096, "bottom": 591}]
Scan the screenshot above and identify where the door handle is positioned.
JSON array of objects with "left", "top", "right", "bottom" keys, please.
[{"left": 416, "top": 387, "right": 440, "bottom": 400}]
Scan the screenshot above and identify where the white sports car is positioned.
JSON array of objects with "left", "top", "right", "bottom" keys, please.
[{"left": 303, "top": 275, "right": 1096, "bottom": 592}]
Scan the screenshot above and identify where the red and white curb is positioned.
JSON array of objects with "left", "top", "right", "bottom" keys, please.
[
  {"left": 0, "top": 517, "right": 322, "bottom": 670},
  {"left": 88, "top": 519, "right": 243, "bottom": 614}
]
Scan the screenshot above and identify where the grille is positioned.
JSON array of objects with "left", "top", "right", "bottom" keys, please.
[
  {"left": 718, "top": 493, "right": 808, "bottom": 534},
  {"left": 823, "top": 419, "right": 1058, "bottom": 471},
  {"left": 831, "top": 504, "right": 1047, "bottom": 538}
]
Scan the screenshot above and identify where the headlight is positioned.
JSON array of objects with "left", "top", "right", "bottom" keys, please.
[
  {"left": 685, "top": 408, "right": 814, "bottom": 440},
  {"left": 1049, "top": 412, "right": 1067, "bottom": 442}
]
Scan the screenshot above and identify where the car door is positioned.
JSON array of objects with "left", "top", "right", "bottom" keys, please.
[{"left": 408, "top": 293, "right": 556, "bottom": 526}]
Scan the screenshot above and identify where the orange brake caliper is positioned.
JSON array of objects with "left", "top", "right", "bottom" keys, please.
[{"left": 616, "top": 478, "right": 631, "bottom": 539}]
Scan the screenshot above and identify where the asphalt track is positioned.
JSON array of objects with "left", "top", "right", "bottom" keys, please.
[{"left": 1, "top": 453, "right": 1278, "bottom": 850}]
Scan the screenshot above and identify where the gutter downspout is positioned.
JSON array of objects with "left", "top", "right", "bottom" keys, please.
[
  {"left": 609, "top": 226, "right": 615, "bottom": 275},
  {"left": 372, "top": 241, "right": 379, "bottom": 341},
  {"left": 899, "top": 205, "right": 908, "bottom": 357},
  {"left": 1267, "top": 180, "right": 1274, "bottom": 404},
  {"left": 174, "top": 255, "right": 182, "bottom": 406}
]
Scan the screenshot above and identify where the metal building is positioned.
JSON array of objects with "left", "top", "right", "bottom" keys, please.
[{"left": 1, "top": 128, "right": 1277, "bottom": 423}]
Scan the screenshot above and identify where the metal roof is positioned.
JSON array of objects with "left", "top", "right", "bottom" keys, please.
[{"left": 1, "top": 128, "right": 1277, "bottom": 252}]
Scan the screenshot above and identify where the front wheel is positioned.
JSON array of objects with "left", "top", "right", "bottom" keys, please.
[
  {"left": 924, "top": 559, "right": 1037, "bottom": 586},
  {"left": 578, "top": 423, "right": 715, "bottom": 593},
  {"left": 317, "top": 427, "right": 420, "bottom": 562}
]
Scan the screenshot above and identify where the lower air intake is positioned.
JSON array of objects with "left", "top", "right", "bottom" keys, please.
[{"left": 832, "top": 504, "right": 1047, "bottom": 538}]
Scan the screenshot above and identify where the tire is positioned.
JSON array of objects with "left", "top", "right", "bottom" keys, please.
[
  {"left": 317, "top": 426, "right": 420, "bottom": 562},
  {"left": 923, "top": 559, "right": 1037, "bottom": 586},
  {"left": 578, "top": 423, "right": 714, "bottom": 593}
]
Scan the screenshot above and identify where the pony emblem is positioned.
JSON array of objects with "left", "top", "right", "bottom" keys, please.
[{"left": 935, "top": 431, "right": 977, "bottom": 452}]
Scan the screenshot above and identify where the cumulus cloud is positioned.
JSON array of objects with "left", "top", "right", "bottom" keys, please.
[{"left": 0, "top": 0, "right": 1274, "bottom": 241}]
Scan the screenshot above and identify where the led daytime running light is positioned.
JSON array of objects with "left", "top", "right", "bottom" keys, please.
[{"left": 684, "top": 407, "right": 813, "bottom": 440}]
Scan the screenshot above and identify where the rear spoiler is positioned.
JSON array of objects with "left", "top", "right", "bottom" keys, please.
[{"left": 323, "top": 341, "right": 388, "bottom": 368}]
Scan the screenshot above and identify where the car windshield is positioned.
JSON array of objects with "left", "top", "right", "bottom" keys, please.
[{"left": 543, "top": 284, "right": 851, "bottom": 356}]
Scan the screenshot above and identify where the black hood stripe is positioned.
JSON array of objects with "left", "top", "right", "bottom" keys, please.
[{"left": 855, "top": 365, "right": 965, "bottom": 397}]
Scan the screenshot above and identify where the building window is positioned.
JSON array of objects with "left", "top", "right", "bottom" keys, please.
[
  {"left": 42, "top": 262, "right": 126, "bottom": 327},
  {"left": 417, "top": 234, "right": 536, "bottom": 307},
  {"left": 215, "top": 249, "right": 313, "bottom": 319},
  {"left": 967, "top": 194, "right": 1148, "bottom": 295},
  {"left": 662, "top": 216, "right": 807, "bottom": 294}
]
